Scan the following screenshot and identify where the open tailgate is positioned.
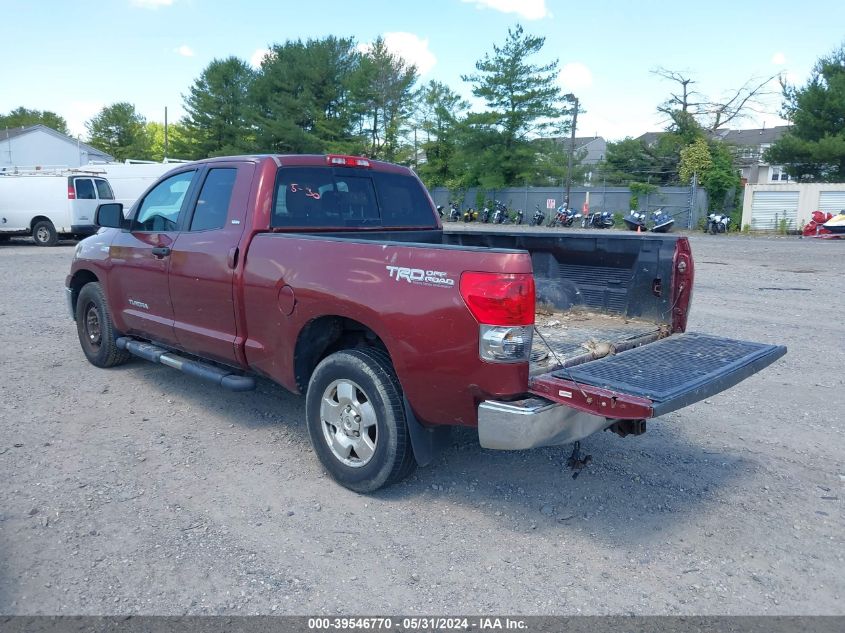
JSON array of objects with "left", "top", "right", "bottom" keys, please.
[{"left": 529, "top": 333, "right": 786, "bottom": 419}]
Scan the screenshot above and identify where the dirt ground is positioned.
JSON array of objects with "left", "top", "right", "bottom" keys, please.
[{"left": 0, "top": 230, "right": 842, "bottom": 616}]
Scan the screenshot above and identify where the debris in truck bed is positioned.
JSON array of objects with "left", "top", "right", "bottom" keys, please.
[{"left": 531, "top": 308, "right": 665, "bottom": 373}]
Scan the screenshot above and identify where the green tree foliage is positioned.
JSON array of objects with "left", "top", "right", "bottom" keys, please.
[
  {"left": 145, "top": 121, "right": 191, "bottom": 161},
  {"left": 0, "top": 107, "right": 70, "bottom": 135},
  {"left": 415, "top": 80, "right": 468, "bottom": 187},
  {"left": 250, "top": 37, "right": 362, "bottom": 154},
  {"left": 679, "top": 137, "right": 713, "bottom": 183},
  {"left": 350, "top": 37, "right": 418, "bottom": 162},
  {"left": 765, "top": 43, "right": 845, "bottom": 181},
  {"left": 182, "top": 56, "right": 255, "bottom": 158},
  {"left": 461, "top": 24, "right": 573, "bottom": 186},
  {"left": 701, "top": 141, "right": 740, "bottom": 212},
  {"left": 85, "top": 103, "right": 150, "bottom": 161}
]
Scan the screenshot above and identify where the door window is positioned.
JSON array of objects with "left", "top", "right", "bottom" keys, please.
[
  {"left": 189, "top": 168, "right": 237, "bottom": 231},
  {"left": 94, "top": 179, "right": 115, "bottom": 200},
  {"left": 133, "top": 171, "right": 196, "bottom": 232},
  {"left": 74, "top": 178, "right": 96, "bottom": 199}
]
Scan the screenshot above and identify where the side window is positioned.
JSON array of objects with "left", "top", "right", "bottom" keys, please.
[
  {"left": 75, "top": 178, "right": 96, "bottom": 200},
  {"left": 190, "top": 168, "right": 237, "bottom": 231},
  {"left": 94, "top": 179, "right": 114, "bottom": 200},
  {"left": 133, "top": 170, "right": 196, "bottom": 232}
]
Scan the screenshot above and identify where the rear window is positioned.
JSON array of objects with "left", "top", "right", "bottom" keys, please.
[
  {"left": 94, "top": 179, "right": 114, "bottom": 200},
  {"left": 271, "top": 166, "right": 435, "bottom": 228},
  {"left": 74, "top": 178, "right": 96, "bottom": 200}
]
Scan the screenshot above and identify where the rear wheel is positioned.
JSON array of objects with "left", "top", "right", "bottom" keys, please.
[
  {"left": 32, "top": 220, "right": 58, "bottom": 246},
  {"left": 75, "top": 282, "right": 131, "bottom": 368},
  {"left": 306, "top": 348, "right": 415, "bottom": 493}
]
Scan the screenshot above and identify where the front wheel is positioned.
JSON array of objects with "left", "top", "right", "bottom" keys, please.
[
  {"left": 306, "top": 348, "right": 416, "bottom": 493},
  {"left": 75, "top": 282, "right": 131, "bottom": 368},
  {"left": 32, "top": 220, "right": 58, "bottom": 246}
]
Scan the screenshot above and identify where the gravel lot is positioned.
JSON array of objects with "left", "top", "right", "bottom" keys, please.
[{"left": 0, "top": 230, "right": 843, "bottom": 616}]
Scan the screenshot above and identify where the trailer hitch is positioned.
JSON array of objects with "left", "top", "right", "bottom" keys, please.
[{"left": 566, "top": 441, "right": 592, "bottom": 479}]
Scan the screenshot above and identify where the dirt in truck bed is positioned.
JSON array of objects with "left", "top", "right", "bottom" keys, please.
[{"left": 531, "top": 307, "right": 669, "bottom": 375}]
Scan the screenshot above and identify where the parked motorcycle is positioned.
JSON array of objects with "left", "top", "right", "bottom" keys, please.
[
  {"left": 480, "top": 204, "right": 491, "bottom": 223},
  {"left": 436, "top": 205, "right": 444, "bottom": 219},
  {"left": 530, "top": 205, "right": 546, "bottom": 226},
  {"left": 549, "top": 205, "right": 580, "bottom": 227},
  {"left": 707, "top": 212, "right": 731, "bottom": 234},
  {"left": 513, "top": 208, "right": 524, "bottom": 225},
  {"left": 492, "top": 200, "right": 508, "bottom": 224},
  {"left": 463, "top": 207, "right": 479, "bottom": 223},
  {"left": 649, "top": 209, "right": 675, "bottom": 233},
  {"left": 623, "top": 210, "right": 647, "bottom": 231},
  {"left": 448, "top": 202, "right": 461, "bottom": 222},
  {"left": 582, "top": 210, "right": 615, "bottom": 229}
]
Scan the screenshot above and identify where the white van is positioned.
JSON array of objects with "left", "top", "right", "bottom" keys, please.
[
  {"left": 0, "top": 171, "right": 115, "bottom": 246},
  {"left": 82, "top": 161, "right": 187, "bottom": 209}
]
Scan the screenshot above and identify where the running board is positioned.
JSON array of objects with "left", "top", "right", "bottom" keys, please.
[{"left": 116, "top": 337, "right": 255, "bottom": 392}]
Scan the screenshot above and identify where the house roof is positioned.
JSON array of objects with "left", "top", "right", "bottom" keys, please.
[
  {"left": 713, "top": 125, "right": 789, "bottom": 146},
  {"left": 637, "top": 125, "right": 789, "bottom": 147},
  {"left": 548, "top": 135, "right": 605, "bottom": 150},
  {"left": 1, "top": 124, "right": 113, "bottom": 160}
]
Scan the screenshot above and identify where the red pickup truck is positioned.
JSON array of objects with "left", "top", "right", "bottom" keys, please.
[{"left": 66, "top": 154, "right": 785, "bottom": 492}]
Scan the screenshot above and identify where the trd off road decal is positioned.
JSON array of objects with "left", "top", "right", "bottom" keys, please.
[{"left": 385, "top": 266, "right": 455, "bottom": 288}]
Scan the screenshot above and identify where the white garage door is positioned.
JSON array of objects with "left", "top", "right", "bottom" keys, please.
[
  {"left": 751, "top": 190, "right": 799, "bottom": 230},
  {"left": 818, "top": 191, "right": 845, "bottom": 215}
]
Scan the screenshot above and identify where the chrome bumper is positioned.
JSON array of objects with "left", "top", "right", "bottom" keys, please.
[
  {"left": 65, "top": 287, "right": 75, "bottom": 320},
  {"left": 477, "top": 397, "right": 612, "bottom": 450}
]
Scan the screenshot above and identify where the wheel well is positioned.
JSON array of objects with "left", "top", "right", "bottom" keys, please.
[
  {"left": 30, "top": 216, "right": 53, "bottom": 231},
  {"left": 69, "top": 269, "right": 99, "bottom": 316},
  {"left": 294, "top": 316, "right": 387, "bottom": 392}
]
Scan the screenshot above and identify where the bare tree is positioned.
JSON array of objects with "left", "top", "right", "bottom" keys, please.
[{"left": 651, "top": 67, "right": 779, "bottom": 131}]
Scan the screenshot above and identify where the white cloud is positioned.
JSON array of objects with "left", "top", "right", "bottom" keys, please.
[
  {"left": 357, "top": 33, "right": 437, "bottom": 75},
  {"left": 462, "top": 0, "right": 549, "bottom": 20},
  {"left": 174, "top": 44, "right": 194, "bottom": 58},
  {"left": 65, "top": 101, "right": 105, "bottom": 138},
  {"left": 384, "top": 32, "right": 437, "bottom": 74},
  {"left": 771, "top": 52, "right": 787, "bottom": 65},
  {"left": 250, "top": 48, "right": 273, "bottom": 69},
  {"left": 130, "top": 0, "right": 174, "bottom": 8},
  {"left": 558, "top": 62, "right": 593, "bottom": 92}
]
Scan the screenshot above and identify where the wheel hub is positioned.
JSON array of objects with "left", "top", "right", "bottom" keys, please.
[
  {"left": 341, "top": 405, "right": 362, "bottom": 437},
  {"left": 85, "top": 305, "right": 102, "bottom": 347}
]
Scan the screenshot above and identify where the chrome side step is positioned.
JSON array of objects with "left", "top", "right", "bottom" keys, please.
[{"left": 116, "top": 337, "right": 255, "bottom": 392}]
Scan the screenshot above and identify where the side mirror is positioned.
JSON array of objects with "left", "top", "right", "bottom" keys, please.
[{"left": 95, "top": 203, "right": 125, "bottom": 229}]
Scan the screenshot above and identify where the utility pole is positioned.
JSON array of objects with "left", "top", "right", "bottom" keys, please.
[
  {"left": 564, "top": 97, "right": 579, "bottom": 209},
  {"left": 164, "top": 107, "right": 169, "bottom": 161}
]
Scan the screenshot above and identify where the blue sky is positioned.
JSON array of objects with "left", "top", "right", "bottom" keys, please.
[{"left": 2, "top": 0, "right": 844, "bottom": 142}]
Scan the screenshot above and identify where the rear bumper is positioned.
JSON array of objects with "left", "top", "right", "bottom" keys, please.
[{"left": 477, "top": 397, "right": 612, "bottom": 450}]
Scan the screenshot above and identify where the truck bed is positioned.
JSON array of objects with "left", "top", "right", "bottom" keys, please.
[{"left": 531, "top": 309, "right": 669, "bottom": 375}]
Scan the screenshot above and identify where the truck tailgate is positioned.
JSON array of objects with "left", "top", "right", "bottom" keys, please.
[{"left": 529, "top": 333, "right": 786, "bottom": 418}]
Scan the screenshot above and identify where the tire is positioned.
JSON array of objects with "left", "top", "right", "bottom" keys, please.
[
  {"left": 75, "top": 282, "right": 131, "bottom": 368},
  {"left": 32, "top": 220, "right": 58, "bottom": 246},
  {"left": 709, "top": 222, "right": 717, "bottom": 235},
  {"left": 306, "top": 348, "right": 416, "bottom": 493}
]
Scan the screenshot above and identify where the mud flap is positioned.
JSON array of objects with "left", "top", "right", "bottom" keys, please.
[{"left": 403, "top": 397, "right": 451, "bottom": 467}]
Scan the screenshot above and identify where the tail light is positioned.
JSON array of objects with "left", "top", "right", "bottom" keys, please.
[
  {"left": 460, "top": 272, "right": 535, "bottom": 363},
  {"left": 327, "top": 155, "right": 371, "bottom": 168},
  {"left": 671, "top": 237, "right": 694, "bottom": 332},
  {"left": 67, "top": 182, "right": 76, "bottom": 199}
]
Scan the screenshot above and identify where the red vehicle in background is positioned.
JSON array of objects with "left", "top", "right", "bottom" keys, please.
[{"left": 66, "top": 154, "right": 786, "bottom": 492}]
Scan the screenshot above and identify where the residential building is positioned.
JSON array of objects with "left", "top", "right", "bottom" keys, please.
[
  {"left": 0, "top": 124, "right": 113, "bottom": 170},
  {"left": 635, "top": 125, "right": 791, "bottom": 185}
]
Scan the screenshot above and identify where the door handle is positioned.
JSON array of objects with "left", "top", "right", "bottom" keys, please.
[
  {"left": 227, "top": 246, "right": 239, "bottom": 269},
  {"left": 151, "top": 246, "right": 171, "bottom": 258}
]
